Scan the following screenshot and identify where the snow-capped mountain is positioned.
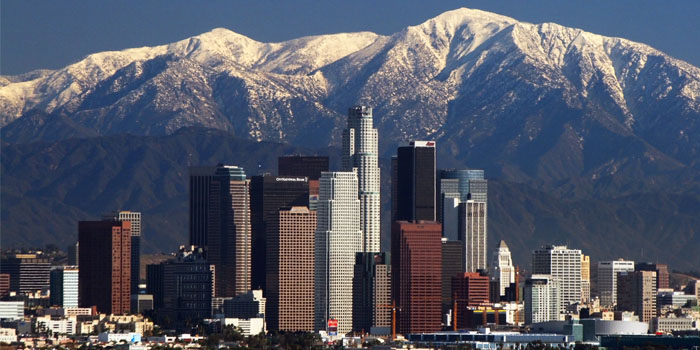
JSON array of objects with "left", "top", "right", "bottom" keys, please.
[{"left": 2, "top": 8, "right": 699, "bottom": 183}]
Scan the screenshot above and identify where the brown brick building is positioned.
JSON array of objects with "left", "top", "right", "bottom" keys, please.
[
  {"left": 452, "top": 272, "right": 490, "bottom": 329},
  {"left": 391, "top": 221, "right": 442, "bottom": 335},
  {"left": 78, "top": 220, "right": 131, "bottom": 314},
  {"left": 617, "top": 270, "right": 657, "bottom": 323},
  {"left": 266, "top": 206, "right": 316, "bottom": 331}
]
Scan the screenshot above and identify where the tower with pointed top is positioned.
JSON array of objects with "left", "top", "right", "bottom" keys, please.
[
  {"left": 342, "top": 106, "right": 381, "bottom": 252},
  {"left": 490, "top": 240, "right": 515, "bottom": 297}
]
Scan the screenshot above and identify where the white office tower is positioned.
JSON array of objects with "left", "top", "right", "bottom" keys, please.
[
  {"left": 598, "top": 259, "right": 635, "bottom": 308},
  {"left": 524, "top": 275, "right": 560, "bottom": 324},
  {"left": 342, "top": 106, "right": 381, "bottom": 252},
  {"left": 315, "top": 172, "right": 363, "bottom": 335},
  {"left": 459, "top": 200, "right": 487, "bottom": 272},
  {"left": 490, "top": 240, "right": 515, "bottom": 297},
  {"left": 532, "top": 245, "right": 582, "bottom": 313}
]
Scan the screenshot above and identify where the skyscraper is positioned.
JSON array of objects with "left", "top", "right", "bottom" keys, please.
[
  {"left": 352, "top": 252, "right": 391, "bottom": 334},
  {"left": 78, "top": 220, "right": 131, "bottom": 314},
  {"left": 0, "top": 254, "right": 50, "bottom": 294},
  {"left": 532, "top": 245, "right": 582, "bottom": 313},
  {"left": 617, "top": 270, "right": 657, "bottom": 323},
  {"left": 103, "top": 211, "right": 141, "bottom": 296},
  {"left": 149, "top": 247, "right": 213, "bottom": 328},
  {"left": 459, "top": 200, "right": 487, "bottom": 272},
  {"left": 635, "top": 262, "right": 670, "bottom": 290},
  {"left": 278, "top": 155, "right": 329, "bottom": 180},
  {"left": 314, "top": 172, "right": 362, "bottom": 335},
  {"left": 441, "top": 238, "right": 464, "bottom": 321},
  {"left": 395, "top": 141, "right": 436, "bottom": 222},
  {"left": 189, "top": 165, "right": 251, "bottom": 297},
  {"left": 50, "top": 266, "right": 79, "bottom": 307},
  {"left": 250, "top": 175, "right": 309, "bottom": 291},
  {"left": 581, "top": 255, "right": 591, "bottom": 304},
  {"left": 598, "top": 260, "right": 635, "bottom": 308},
  {"left": 342, "top": 106, "right": 381, "bottom": 252},
  {"left": 490, "top": 240, "right": 515, "bottom": 297},
  {"left": 267, "top": 206, "right": 316, "bottom": 332},
  {"left": 391, "top": 221, "right": 442, "bottom": 334},
  {"left": 524, "top": 275, "right": 560, "bottom": 324}
]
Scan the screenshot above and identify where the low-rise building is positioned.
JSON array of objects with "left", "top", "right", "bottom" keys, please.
[
  {"left": 0, "top": 301, "right": 24, "bottom": 320},
  {"left": 97, "top": 331, "right": 142, "bottom": 343},
  {"left": 0, "top": 328, "right": 17, "bottom": 344},
  {"left": 652, "top": 317, "right": 699, "bottom": 334},
  {"left": 220, "top": 317, "right": 266, "bottom": 336}
]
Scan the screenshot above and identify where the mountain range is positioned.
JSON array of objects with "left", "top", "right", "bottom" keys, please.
[{"left": 1, "top": 8, "right": 699, "bottom": 269}]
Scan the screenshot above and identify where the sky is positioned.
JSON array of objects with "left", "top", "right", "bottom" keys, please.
[{"left": 2, "top": 0, "right": 700, "bottom": 75}]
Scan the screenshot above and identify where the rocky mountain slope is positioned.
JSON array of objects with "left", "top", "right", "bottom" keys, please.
[{"left": 1, "top": 8, "right": 699, "bottom": 267}]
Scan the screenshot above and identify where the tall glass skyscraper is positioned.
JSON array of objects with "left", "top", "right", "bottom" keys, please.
[
  {"left": 342, "top": 106, "right": 381, "bottom": 252},
  {"left": 314, "top": 171, "right": 362, "bottom": 334}
]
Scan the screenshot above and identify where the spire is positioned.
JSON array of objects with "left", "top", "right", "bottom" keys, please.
[{"left": 499, "top": 240, "right": 508, "bottom": 249}]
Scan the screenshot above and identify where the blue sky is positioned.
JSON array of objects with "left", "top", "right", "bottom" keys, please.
[{"left": 2, "top": 0, "right": 699, "bottom": 75}]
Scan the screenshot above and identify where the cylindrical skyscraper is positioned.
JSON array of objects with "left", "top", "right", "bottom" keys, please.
[{"left": 342, "top": 106, "right": 381, "bottom": 252}]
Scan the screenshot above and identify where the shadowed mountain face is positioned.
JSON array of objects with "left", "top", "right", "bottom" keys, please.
[
  {"left": 1, "top": 8, "right": 699, "bottom": 268},
  {"left": 2, "top": 129, "right": 699, "bottom": 269}
]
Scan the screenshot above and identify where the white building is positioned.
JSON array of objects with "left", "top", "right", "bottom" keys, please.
[
  {"left": 490, "top": 240, "right": 516, "bottom": 297},
  {"left": 459, "top": 200, "right": 487, "bottom": 272},
  {"left": 35, "top": 315, "right": 77, "bottom": 335},
  {"left": 0, "top": 301, "right": 24, "bottom": 320},
  {"left": 598, "top": 260, "right": 635, "bottom": 308},
  {"left": 50, "top": 266, "right": 79, "bottom": 307},
  {"left": 342, "top": 106, "right": 380, "bottom": 252},
  {"left": 314, "top": 172, "right": 362, "bottom": 335},
  {"left": 0, "top": 328, "right": 17, "bottom": 344},
  {"left": 98, "top": 331, "right": 142, "bottom": 343},
  {"left": 652, "top": 317, "right": 698, "bottom": 334},
  {"left": 220, "top": 317, "right": 266, "bottom": 336},
  {"left": 532, "top": 245, "right": 581, "bottom": 312},
  {"left": 524, "top": 275, "right": 560, "bottom": 324}
]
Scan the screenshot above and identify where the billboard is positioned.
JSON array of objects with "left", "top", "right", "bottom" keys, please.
[{"left": 328, "top": 318, "right": 338, "bottom": 336}]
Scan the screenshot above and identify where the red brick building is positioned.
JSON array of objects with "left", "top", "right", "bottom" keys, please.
[
  {"left": 78, "top": 220, "right": 131, "bottom": 314},
  {"left": 452, "top": 272, "right": 490, "bottom": 329},
  {"left": 391, "top": 221, "right": 442, "bottom": 335}
]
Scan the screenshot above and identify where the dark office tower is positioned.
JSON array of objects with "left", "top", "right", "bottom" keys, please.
[
  {"left": 278, "top": 155, "right": 329, "bottom": 180},
  {"left": 151, "top": 247, "right": 213, "bottom": 328},
  {"left": 103, "top": 211, "right": 142, "bottom": 296},
  {"left": 353, "top": 252, "right": 391, "bottom": 334},
  {"left": 190, "top": 165, "right": 251, "bottom": 297},
  {"left": 67, "top": 242, "right": 79, "bottom": 266},
  {"left": 266, "top": 207, "right": 316, "bottom": 332},
  {"left": 78, "top": 220, "right": 131, "bottom": 314},
  {"left": 395, "top": 141, "right": 437, "bottom": 222},
  {"left": 391, "top": 156, "right": 398, "bottom": 222},
  {"left": 190, "top": 166, "right": 216, "bottom": 247},
  {"left": 391, "top": 221, "right": 442, "bottom": 334},
  {"left": 441, "top": 239, "right": 464, "bottom": 319},
  {"left": 617, "top": 270, "right": 657, "bottom": 323},
  {"left": 0, "top": 254, "right": 51, "bottom": 294},
  {"left": 146, "top": 264, "right": 164, "bottom": 310},
  {"left": 210, "top": 165, "right": 251, "bottom": 297},
  {"left": 250, "top": 175, "right": 309, "bottom": 291},
  {"left": 635, "top": 262, "right": 670, "bottom": 290}
]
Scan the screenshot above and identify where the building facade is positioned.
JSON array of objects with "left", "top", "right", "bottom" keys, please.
[
  {"left": 524, "top": 275, "right": 560, "bottom": 324},
  {"left": 395, "top": 141, "right": 437, "bottom": 222},
  {"left": 103, "top": 211, "right": 141, "bottom": 296},
  {"left": 50, "top": 267, "right": 79, "bottom": 307},
  {"left": 617, "top": 270, "right": 657, "bottom": 323},
  {"left": 314, "top": 172, "right": 362, "bottom": 335},
  {"left": 250, "top": 175, "right": 309, "bottom": 291},
  {"left": 0, "top": 254, "right": 51, "bottom": 294},
  {"left": 442, "top": 239, "right": 465, "bottom": 321},
  {"left": 278, "top": 155, "right": 329, "bottom": 180},
  {"left": 352, "top": 252, "right": 391, "bottom": 334},
  {"left": 598, "top": 260, "right": 635, "bottom": 308},
  {"left": 635, "top": 263, "right": 669, "bottom": 290},
  {"left": 391, "top": 221, "right": 442, "bottom": 334},
  {"left": 342, "top": 105, "right": 381, "bottom": 253},
  {"left": 532, "top": 245, "right": 582, "bottom": 313},
  {"left": 266, "top": 206, "right": 316, "bottom": 332},
  {"left": 490, "top": 240, "right": 515, "bottom": 298},
  {"left": 78, "top": 220, "right": 131, "bottom": 314},
  {"left": 189, "top": 165, "right": 251, "bottom": 297},
  {"left": 459, "top": 201, "right": 487, "bottom": 272}
]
